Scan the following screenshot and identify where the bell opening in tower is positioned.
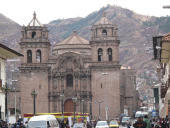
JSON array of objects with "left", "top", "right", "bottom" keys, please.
[
  {"left": 107, "top": 48, "right": 112, "bottom": 61},
  {"left": 36, "top": 50, "right": 42, "bottom": 63},
  {"left": 27, "top": 50, "right": 32, "bottom": 63},
  {"left": 32, "top": 31, "right": 36, "bottom": 38},
  {"left": 98, "top": 48, "right": 103, "bottom": 62},
  {"left": 102, "top": 29, "right": 107, "bottom": 36}
]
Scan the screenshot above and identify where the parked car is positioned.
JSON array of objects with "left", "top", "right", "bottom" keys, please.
[
  {"left": 73, "top": 123, "right": 87, "bottom": 128},
  {"left": 121, "top": 117, "right": 131, "bottom": 126},
  {"left": 109, "top": 120, "right": 119, "bottom": 128},
  {"left": 27, "top": 115, "right": 59, "bottom": 128},
  {"left": 95, "top": 121, "right": 109, "bottom": 128}
]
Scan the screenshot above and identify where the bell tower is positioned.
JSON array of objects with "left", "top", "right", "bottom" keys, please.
[
  {"left": 20, "top": 12, "right": 50, "bottom": 64},
  {"left": 19, "top": 12, "right": 50, "bottom": 115},
  {"left": 90, "top": 13, "right": 121, "bottom": 120},
  {"left": 90, "top": 12, "right": 120, "bottom": 64}
]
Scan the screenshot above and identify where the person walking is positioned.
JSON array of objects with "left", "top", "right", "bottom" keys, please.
[
  {"left": 143, "top": 115, "right": 151, "bottom": 128},
  {"left": 133, "top": 116, "right": 147, "bottom": 128}
]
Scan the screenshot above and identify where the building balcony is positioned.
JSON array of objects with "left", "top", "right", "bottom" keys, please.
[{"left": 161, "top": 85, "right": 168, "bottom": 98}]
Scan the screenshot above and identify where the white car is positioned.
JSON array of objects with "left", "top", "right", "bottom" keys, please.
[
  {"left": 27, "top": 115, "right": 59, "bottom": 128},
  {"left": 95, "top": 121, "right": 109, "bottom": 128},
  {"left": 73, "top": 123, "right": 87, "bottom": 128}
]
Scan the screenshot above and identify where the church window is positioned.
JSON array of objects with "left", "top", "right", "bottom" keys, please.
[
  {"left": 66, "top": 74, "right": 73, "bottom": 88},
  {"left": 43, "top": 32, "right": 46, "bottom": 38},
  {"left": 27, "top": 50, "right": 32, "bottom": 63},
  {"left": 98, "top": 48, "right": 103, "bottom": 62},
  {"left": 36, "top": 50, "right": 41, "bottom": 63},
  {"left": 107, "top": 48, "right": 112, "bottom": 61},
  {"left": 32, "top": 31, "right": 36, "bottom": 38},
  {"left": 102, "top": 29, "right": 107, "bottom": 36}
]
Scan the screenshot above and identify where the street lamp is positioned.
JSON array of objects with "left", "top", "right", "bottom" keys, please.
[
  {"left": 95, "top": 100, "right": 103, "bottom": 120},
  {"left": 105, "top": 106, "right": 109, "bottom": 121},
  {"left": 60, "top": 93, "right": 64, "bottom": 119},
  {"left": 72, "top": 97, "right": 77, "bottom": 124},
  {"left": 2, "top": 83, "right": 10, "bottom": 122},
  {"left": 31, "top": 89, "right": 37, "bottom": 116},
  {"left": 81, "top": 99, "right": 85, "bottom": 121},
  {"left": 12, "top": 79, "right": 18, "bottom": 121},
  {"left": 89, "top": 98, "right": 92, "bottom": 121}
]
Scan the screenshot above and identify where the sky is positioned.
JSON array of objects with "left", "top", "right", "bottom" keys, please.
[{"left": 0, "top": 0, "right": 170, "bottom": 25}]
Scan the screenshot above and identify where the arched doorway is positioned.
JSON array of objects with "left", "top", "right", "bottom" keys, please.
[{"left": 64, "top": 99, "right": 74, "bottom": 112}]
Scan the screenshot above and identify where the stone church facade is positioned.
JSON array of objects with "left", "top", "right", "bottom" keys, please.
[{"left": 18, "top": 12, "right": 138, "bottom": 120}]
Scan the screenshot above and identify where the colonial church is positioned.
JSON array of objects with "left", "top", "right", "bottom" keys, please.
[{"left": 18, "top": 12, "right": 138, "bottom": 120}]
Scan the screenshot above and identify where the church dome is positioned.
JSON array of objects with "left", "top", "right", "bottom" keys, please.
[
  {"left": 57, "top": 31, "right": 89, "bottom": 45},
  {"left": 53, "top": 31, "right": 91, "bottom": 55}
]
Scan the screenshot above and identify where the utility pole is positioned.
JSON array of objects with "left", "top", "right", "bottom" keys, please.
[
  {"left": 12, "top": 79, "right": 18, "bottom": 121},
  {"left": 31, "top": 90, "right": 37, "bottom": 116},
  {"left": 82, "top": 99, "right": 85, "bottom": 121},
  {"left": 2, "top": 83, "right": 10, "bottom": 122},
  {"left": 89, "top": 97, "right": 92, "bottom": 121},
  {"left": 60, "top": 91, "right": 64, "bottom": 119}
]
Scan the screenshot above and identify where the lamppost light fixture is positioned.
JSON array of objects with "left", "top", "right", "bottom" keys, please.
[
  {"left": 72, "top": 97, "right": 78, "bottom": 102},
  {"left": 31, "top": 90, "right": 38, "bottom": 97},
  {"left": 60, "top": 94, "right": 64, "bottom": 97}
]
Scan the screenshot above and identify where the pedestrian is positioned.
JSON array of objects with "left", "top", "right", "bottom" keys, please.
[
  {"left": 93, "top": 120, "right": 97, "bottom": 128},
  {"left": 133, "top": 116, "right": 147, "bottom": 128},
  {"left": 154, "top": 119, "right": 160, "bottom": 128},
  {"left": 87, "top": 121, "right": 92, "bottom": 128},
  {"left": 160, "top": 118, "right": 166, "bottom": 128},
  {"left": 143, "top": 115, "right": 151, "bottom": 128}
]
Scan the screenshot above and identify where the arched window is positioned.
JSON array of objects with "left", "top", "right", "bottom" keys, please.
[
  {"left": 36, "top": 50, "right": 41, "bottom": 63},
  {"left": 66, "top": 74, "right": 73, "bottom": 87},
  {"left": 102, "top": 29, "right": 107, "bottom": 36},
  {"left": 27, "top": 50, "right": 32, "bottom": 63},
  {"left": 32, "top": 31, "right": 36, "bottom": 38},
  {"left": 107, "top": 48, "right": 112, "bottom": 61},
  {"left": 98, "top": 48, "right": 103, "bottom": 62}
]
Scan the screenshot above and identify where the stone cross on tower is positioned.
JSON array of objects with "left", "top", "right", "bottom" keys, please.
[{"left": 28, "top": 11, "right": 43, "bottom": 26}]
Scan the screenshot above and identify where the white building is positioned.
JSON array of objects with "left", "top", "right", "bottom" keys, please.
[{"left": 0, "top": 43, "right": 22, "bottom": 120}]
